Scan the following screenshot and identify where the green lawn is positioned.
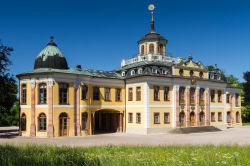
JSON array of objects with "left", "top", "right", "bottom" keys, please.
[
  {"left": 243, "top": 122, "right": 250, "bottom": 126},
  {"left": 0, "top": 145, "right": 250, "bottom": 166}
]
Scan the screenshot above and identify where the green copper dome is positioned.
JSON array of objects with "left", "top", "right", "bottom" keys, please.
[{"left": 34, "top": 37, "right": 68, "bottom": 70}]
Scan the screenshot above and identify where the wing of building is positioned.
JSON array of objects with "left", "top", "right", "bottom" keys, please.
[{"left": 17, "top": 6, "right": 241, "bottom": 137}]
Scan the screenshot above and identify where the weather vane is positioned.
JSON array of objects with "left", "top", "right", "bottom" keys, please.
[{"left": 148, "top": 4, "right": 155, "bottom": 32}]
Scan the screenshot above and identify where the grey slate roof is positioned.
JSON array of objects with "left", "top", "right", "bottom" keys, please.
[{"left": 17, "top": 68, "right": 123, "bottom": 79}]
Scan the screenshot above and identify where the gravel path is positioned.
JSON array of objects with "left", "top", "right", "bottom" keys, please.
[{"left": 0, "top": 127, "right": 250, "bottom": 147}]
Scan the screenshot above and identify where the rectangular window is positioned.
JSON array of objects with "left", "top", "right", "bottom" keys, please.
[
  {"left": 59, "top": 83, "right": 68, "bottom": 104},
  {"left": 190, "top": 88, "right": 195, "bottom": 105},
  {"left": 218, "top": 90, "right": 222, "bottom": 102},
  {"left": 235, "top": 93, "right": 239, "bottom": 107},
  {"left": 154, "top": 112, "right": 160, "bottom": 124},
  {"left": 136, "top": 113, "right": 141, "bottom": 124},
  {"left": 39, "top": 83, "right": 47, "bottom": 104},
  {"left": 154, "top": 86, "right": 160, "bottom": 101},
  {"left": 226, "top": 94, "right": 230, "bottom": 103},
  {"left": 21, "top": 84, "right": 27, "bottom": 104},
  {"left": 93, "top": 87, "right": 100, "bottom": 100},
  {"left": 179, "top": 87, "right": 185, "bottom": 105},
  {"left": 115, "top": 88, "right": 121, "bottom": 101},
  {"left": 136, "top": 87, "right": 141, "bottom": 101},
  {"left": 164, "top": 112, "right": 170, "bottom": 124},
  {"left": 81, "top": 85, "right": 88, "bottom": 100},
  {"left": 128, "top": 88, "right": 133, "bottom": 101},
  {"left": 199, "top": 88, "right": 205, "bottom": 105},
  {"left": 211, "top": 112, "right": 216, "bottom": 122},
  {"left": 81, "top": 112, "right": 88, "bottom": 130},
  {"left": 128, "top": 113, "right": 133, "bottom": 123},
  {"left": 218, "top": 112, "right": 222, "bottom": 122},
  {"left": 104, "top": 88, "right": 111, "bottom": 101},
  {"left": 210, "top": 90, "right": 215, "bottom": 102},
  {"left": 164, "top": 86, "right": 169, "bottom": 101}
]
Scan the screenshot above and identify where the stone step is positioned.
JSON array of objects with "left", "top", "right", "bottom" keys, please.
[{"left": 170, "top": 126, "right": 221, "bottom": 134}]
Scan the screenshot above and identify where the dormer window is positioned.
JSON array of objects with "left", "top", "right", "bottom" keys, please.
[
  {"left": 152, "top": 68, "right": 157, "bottom": 74},
  {"left": 162, "top": 69, "right": 168, "bottom": 75},
  {"left": 121, "top": 71, "right": 126, "bottom": 77},
  {"left": 138, "top": 68, "right": 143, "bottom": 74},
  {"left": 131, "top": 70, "right": 135, "bottom": 76},
  {"left": 199, "top": 71, "right": 203, "bottom": 78},
  {"left": 179, "top": 69, "right": 184, "bottom": 76},
  {"left": 190, "top": 70, "right": 194, "bottom": 77}
]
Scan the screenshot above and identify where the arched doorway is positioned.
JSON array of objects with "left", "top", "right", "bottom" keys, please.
[
  {"left": 59, "top": 113, "right": 68, "bottom": 136},
  {"left": 190, "top": 112, "right": 195, "bottom": 126},
  {"left": 93, "top": 110, "right": 123, "bottom": 134},
  {"left": 199, "top": 111, "right": 205, "bottom": 126},
  {"left": 179, "top": 112, "right": 185, "bottom": 127}
]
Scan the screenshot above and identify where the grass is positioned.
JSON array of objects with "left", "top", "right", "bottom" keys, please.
[
  {"left": 243, "top": 122, "right": 250, "bottom": 126},
  {"left": 0, "top": 145, "right": 250, "bottom": 166}
]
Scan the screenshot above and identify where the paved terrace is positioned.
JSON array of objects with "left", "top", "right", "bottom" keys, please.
[{"left": 0, "top": 127, "right": 250, "bottom": 147}]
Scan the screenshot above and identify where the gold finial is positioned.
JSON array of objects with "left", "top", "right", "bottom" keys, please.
[{"left": 148, "top": 4, "right": 155, "bottom": 33}]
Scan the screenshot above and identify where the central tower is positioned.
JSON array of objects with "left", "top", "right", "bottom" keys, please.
[{"left": 138, "top": 4, "right": 168, "bottom": 56}]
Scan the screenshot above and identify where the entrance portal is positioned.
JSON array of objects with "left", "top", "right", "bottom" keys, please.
[
  {"left": 94, "top": 111, "right": 122, "bottom": 134},
  {"left": 190, "top": 112, "right": 195, "bottom": 126},
  {"left": 59, "top": 113, "right": 68, "bottom": 136}
]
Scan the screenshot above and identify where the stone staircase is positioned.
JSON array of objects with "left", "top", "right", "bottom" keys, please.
[{"left": 169, "top": 126, "right": 221, "bottom": 134}]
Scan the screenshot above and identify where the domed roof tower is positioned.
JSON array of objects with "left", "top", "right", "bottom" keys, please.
[
  {"left": 138, "top": 4, "right": 168, "bottom": 56},
  {"left": 34, "top": 36, "right": 69, "bottom": 70}
]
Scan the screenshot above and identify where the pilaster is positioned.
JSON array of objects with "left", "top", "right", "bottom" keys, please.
[
  {"left": 186, "top": 86, "right": 190, "bottom": 127},
  {"left": 205, "top": 87, "right": 210, "bottom": 126},
  {"left": 30, "top": 79, "right": 36, "bottom": 137},
  {"left": 74, "top": 81, "right": 81, "bottom": 136},
  {"left": 175, "top": 85, "right": 180, "bottom": 127},
  {"left": 47, "top": 78, "right": 54, "bottom": 137},
  {"left": 196, "top": 86, "right": 200, "bottom": 126}
]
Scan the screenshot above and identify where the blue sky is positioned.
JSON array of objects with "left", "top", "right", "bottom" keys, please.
[{"left": 1, "top": 0, "right": 250, "bottom": 81}]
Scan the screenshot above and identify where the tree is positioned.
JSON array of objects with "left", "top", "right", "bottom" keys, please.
[
  {"left": 241, "top": 71, "right": 250, "bottom": 122},
  {"left": 0, "top": 40, "right": 17, "bottom": 126},
  {"left": 227, "top": 74, "right": 242, "bottom": 88}
]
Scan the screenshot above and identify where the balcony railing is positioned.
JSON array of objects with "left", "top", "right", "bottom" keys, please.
[{"left": 121, "top": 53, "right": 181, "bottom": 67}]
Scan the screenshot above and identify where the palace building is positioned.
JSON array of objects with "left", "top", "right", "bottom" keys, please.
[{"left": 17, "top": 5, "right": 241, "bottom": 137}]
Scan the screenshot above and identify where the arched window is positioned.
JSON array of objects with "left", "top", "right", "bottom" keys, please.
[
  {"left": 236, "top": 112, "right": 240, "bottom": 123},
  {"left": 21, "top": 113, "right": 26, "bottom": 131},
  {"left": 158, "top": 44, "right": 164, "bottom": 54},
  {"left": 149, "top": 44, "right": 154, "bottom": 54},
  {"left": 39, "top": 83, "right": 47, "bottom": 104},
  {"left": 141, "top": 45, "right": 145, "bottom": 55},
  {"left": 38, "top": 113, "right": 46, "bottom": 131},
  {"left": 82, "top": 112, "right": 88, "bottom": 130},
  {"left": 199, "top": 71, "right": 203, "bottom": 78}
]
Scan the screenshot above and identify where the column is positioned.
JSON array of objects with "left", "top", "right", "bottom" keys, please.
[
  {"left": 185, "top": 86, "right": 190, "bottom": 127},
  {"left": 205, "top": 88, "right": 210, "bottom": 126},
  {"left": 47, "top": 79, "right": 54, "bottom": 137},
  {"left": 175, "top": 85, "right": 180, "bottom": 127},
  {"left": 196, "top": 87, "right": 200, "bottom": 126},
  {"left": 30, "top": 79, "right": 36, "bottom": 137},
  {"left": 74, "top": 82, "right": 81, "bottom": 136}
]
